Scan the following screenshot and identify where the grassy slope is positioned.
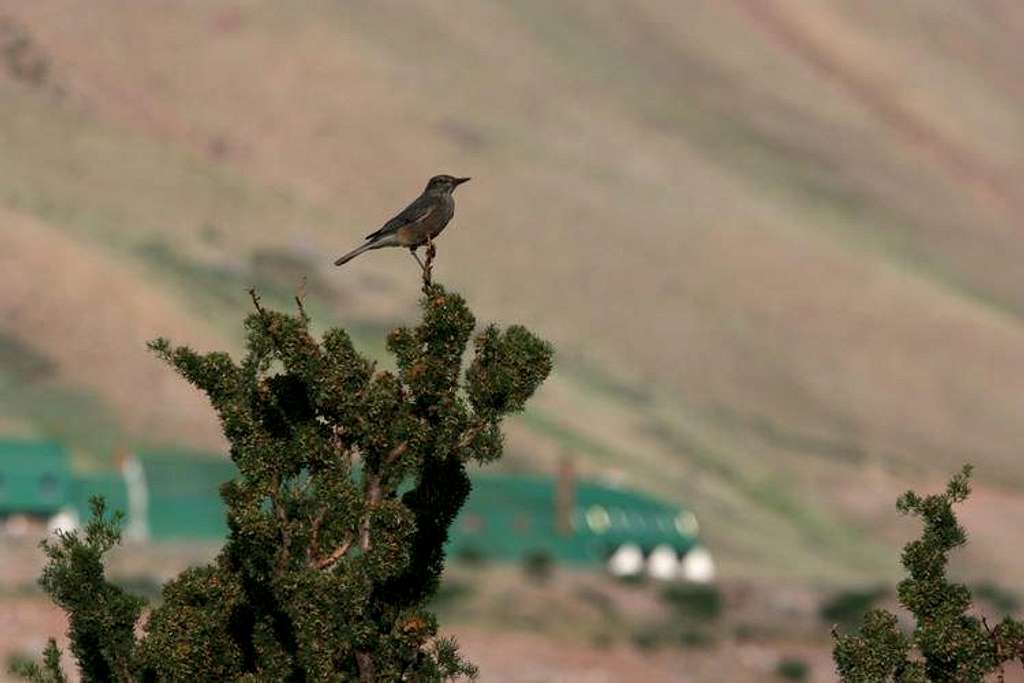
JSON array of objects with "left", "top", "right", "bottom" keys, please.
[{"left": 2, "top": 0, "right": 1023, "bottom": 581}]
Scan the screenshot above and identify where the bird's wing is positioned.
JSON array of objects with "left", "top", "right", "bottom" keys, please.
[{"left": 365, "top": 194, "right": 435, "bottom": 241}]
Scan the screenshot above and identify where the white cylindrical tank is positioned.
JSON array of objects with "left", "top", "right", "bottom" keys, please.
[
  {"left": 47, "top": 508, "right": 80, "bottom": 535},
  {"left": 647, "top": 544, "right": 680, "bottom": 581},
  {"left": 606, "top": 543, "right": 645, "bottom": 577},
  {"left": 680, "top": 545, "right": 716, "bottom": 583}
]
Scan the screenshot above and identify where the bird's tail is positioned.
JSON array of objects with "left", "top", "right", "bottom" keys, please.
[{"left": 333, "top": 240, "right": 376, "bottom": 266}]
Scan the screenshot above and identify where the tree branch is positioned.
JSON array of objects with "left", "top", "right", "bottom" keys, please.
[
  {"left": 295, "top": 276, "right": 309, "bottom": 321},
  {"left": 356, "top": 442, "right": 405, "bottom": 555},
  {"left": 269, "top": 473, "right": 291, "bottom": 569},
  {"left": 420, "top": 236, "right": 436, "bottom": 289},
  {"left": 314, "top": 536, "right": 353, "bottom": 571},
  {"left": 355, "top": 651, "right": 376, "bottom": 683},
  {"left": 307, "top": 503, "right": 354, "bottom": 571},
  {"left": 384, "top": 441, "right": 408, "bottom": 466},
  {"left": 456, "top": 421, "right": 489, "bottom": 450},
  {"left": 307, "top": 506, "right": 326, "bottom": 565},
  {"left": 360, "top": 473, "right": 383, "bottom": 553}
]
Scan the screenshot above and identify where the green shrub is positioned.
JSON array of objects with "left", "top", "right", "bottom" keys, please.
[
  {"left": 972, "top": 581, "right": 1020, "bottom": 615},
  {"left": 112, "top": 575, "right": 164, "bottom": 604},
  {"left": 521, "top": 550, "right": 555, "bottom": 583},
  {"left": 453, "top": 545, "right": 489, "bottom": 567},
  {"left": 630, "top": 625, "right": 664, "bottom": 651},
  {"left": 0, "top": 16, "right": 50, "bottom": 87},
  {"left": 661, "top": 584, "right": 723, "bottom": 621},
  {"left": 832, "top": 466, "right": 1024, "bottom": 682},
  {"left": 429, "top": 579, "right": 475, "bottom": 611},
  {"left": 775, "top": 657, "right": 809, "bottom": 681},
  {"left": 13, "top": 283, "right": 552, "bottom": 682},
  {"left": 8, "top": 641, "right": 63, "bottom": 683},
  {"left": 676, "top": 625, "right": 713, "bottom": 648}
]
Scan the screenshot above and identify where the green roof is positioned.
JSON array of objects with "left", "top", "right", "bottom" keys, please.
[
  {"left": 448, "top": 474, "right": 699, "bottom": 565},
  {"left": 0, "top": 438, "right": 71, "bottom": 515},
  {"left": 1, "top": 440, "right": 703, "bottom": 571}
]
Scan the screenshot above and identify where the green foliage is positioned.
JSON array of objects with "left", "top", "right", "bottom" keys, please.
[
  {"left": 521, "top": 550, "right": 555, "bottom": 583},
  {"left": 452, "top": 544, "right": 488, "bottom": 566},
  {"left": 660, "top": 584, "right": 723, "bottom": 622},
  {"left": 820, "top": 585, "right": 888, "bottom": 632},
  {"left": 0, "top": 15, "right": 50, "bottom": 87},
  {"left": 833, "top": 465, "right": 1024, "bottom": 682},
  {"left": 429, "top": 579, "right": 475, "bottom": 611},
  {"left": 623, "top": 584, "right": 723, "bottom": 652},
  {"left": 629, "top": 624, "right": 663, "bottom": 651},
  {"left": 775, "top": 657, "right": 809, "bottom": 681},
  {"left": 20, "top": 283, "right": 552, "bottom": 681},
  {"left": 972, "top": 582, "right": 1020, "bottom": 615},
  {"left": 8, "top": 640, "right": 66, "bottom": 683},
  {"left": 35, "top": 497, "right": 145, "bottom": 681}
]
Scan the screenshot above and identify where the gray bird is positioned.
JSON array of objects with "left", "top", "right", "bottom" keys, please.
[{"left": 333, "top": 174, "right": 471, "bottom": 268}]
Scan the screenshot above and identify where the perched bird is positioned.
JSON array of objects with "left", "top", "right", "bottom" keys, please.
[{"left": 333, "top": 174, "right": 471, "bottom": 268}]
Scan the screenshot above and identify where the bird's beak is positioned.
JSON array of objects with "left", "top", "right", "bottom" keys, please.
[{"left": 453, "top": 177, "right": 471, "bottom": 187}]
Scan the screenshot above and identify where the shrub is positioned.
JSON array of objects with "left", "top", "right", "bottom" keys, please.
[
  {"left": 661, "top": 584, "right": 723, "bottom": 621},
  {"left": 832, "top": 465, "right": 1024, "bottom": 682},
  {"left": 972, "top": 581, "right": 1020, "bottom": 616},
  {"left": 521, "top": 550, "right": 555, "bottom": 583},
  {"left": 13, "top": 282, "right": 552, "bottom": 682},
  {"left": 775, "top": 657, "right": 809, "bottom": 681}
]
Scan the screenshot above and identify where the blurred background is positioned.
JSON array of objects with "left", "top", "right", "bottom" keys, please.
[{"left": 1, "top": 2, "right": 1023, "bottom": 681}]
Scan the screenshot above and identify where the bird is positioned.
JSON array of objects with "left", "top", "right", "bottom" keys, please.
[{"left": 333, "top": 174, "right": 471, "bottom": 269}]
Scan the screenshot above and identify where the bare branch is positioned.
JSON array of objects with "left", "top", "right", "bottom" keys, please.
[
  {"left": 355, "top": 651, "right": 376, "bottom": 683},
  {"left": 314, "top": 536, "right": 353, "bottom": 571},
  {"left": 360, "top": 473, "right": 383, "bottom": 553},
  {"left": 248, "top": 287, "right": 267, "bottom": 316},
  {"left": 295, "top": 276, "right": 309, "bottom": 321},
  {"left": 307, "top": 507, "right": 327, "bottom": 565},
  {"left": 308, "top": 497, "right": 355, "bottom": 571},
  {"left": 384, "top": 441, "right": 408, "bottom": 466}
]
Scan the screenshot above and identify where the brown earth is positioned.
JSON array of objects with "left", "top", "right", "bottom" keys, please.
[{"left": 0, "top": 0, "right": 1022, "bottom": 584}]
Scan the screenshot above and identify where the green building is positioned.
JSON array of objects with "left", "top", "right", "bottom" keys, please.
[
  {"left": 2, "top": 441, "right": 715, "bottom": 581},
  {"left": 0, "top": 438, "right": 71, "bottom": 517}
]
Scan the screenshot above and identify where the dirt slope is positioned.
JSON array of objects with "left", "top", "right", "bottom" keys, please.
[{"left": 1, "top": 1, "right": 1022, "bottom": 580}]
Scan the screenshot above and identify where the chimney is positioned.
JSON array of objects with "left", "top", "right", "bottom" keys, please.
[{"left": 555, "top": 454, "right": 575, "bottom": 535}]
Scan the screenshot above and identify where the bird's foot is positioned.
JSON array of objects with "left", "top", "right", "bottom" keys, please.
[{"left": 409, "top": 248, "right": 427, "bottom": 272}]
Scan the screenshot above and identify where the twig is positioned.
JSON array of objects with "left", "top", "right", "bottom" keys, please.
[
  {"left": 295, "top": 276, "right": 309, "bottom": 321},
  {"left": 248, "top": 287, "right": 266, "bottom": 316},
  {"left": 983, "top": 616, "right": 1009, "bottom": 683},
  {"left": 248, "top": 287, "right": 288, "bottom": 351},
  {"left": 456, "top": 421, "right": 488, "bottom": 450},
  {"left": 384, "top": 441, "right": 408, "bottom": 466}
]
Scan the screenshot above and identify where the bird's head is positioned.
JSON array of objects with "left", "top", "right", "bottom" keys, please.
[{"left": 426, "top": 174, "right": 471, "bottom": 194}]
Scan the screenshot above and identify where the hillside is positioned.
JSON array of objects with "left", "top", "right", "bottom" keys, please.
[{"left": 1, "top": 0, "right": 1023, "bottom": 583}]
